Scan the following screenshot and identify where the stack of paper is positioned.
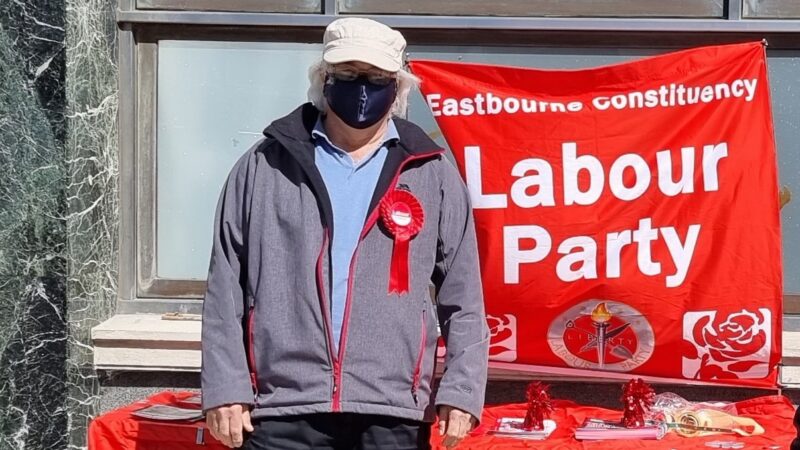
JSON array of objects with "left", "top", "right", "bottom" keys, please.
[
  {"left": 575, "top": 419, "right": 666, "bottom": 440},
  {"left": 489, "top": 418, "right": 556, "bottom": 440},
  {"left": 132, "top": 404, "right": 204, "bottom": 422}
]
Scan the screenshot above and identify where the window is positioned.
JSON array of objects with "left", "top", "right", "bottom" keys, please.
[
  {"left": 338, "top": 0, "right": 724, "bottom": 18},
  {"left": 154, "top": 41, "right": 321, "bottom": 288},
  {"left": 744, "top": 0, "right": 800, "bottom": 18},
  {"left": 130, "top": 35, "right": 325, "bottom": 299},
  {"left": 136, "top": 0, "right": 321, "bottom": 13}
]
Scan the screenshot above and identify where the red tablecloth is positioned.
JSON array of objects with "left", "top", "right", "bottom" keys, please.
[{"left": 89, "top": 391, "right": 796, "bottom": 450}]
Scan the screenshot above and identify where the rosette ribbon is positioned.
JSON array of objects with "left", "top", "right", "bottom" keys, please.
[{"left": 379, "top": 189, "right": 424, "bottom": 295}]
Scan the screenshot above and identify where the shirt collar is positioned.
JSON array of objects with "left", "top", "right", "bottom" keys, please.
[{"left": 312, "top": 116, "right": 399, "bottom": 151}]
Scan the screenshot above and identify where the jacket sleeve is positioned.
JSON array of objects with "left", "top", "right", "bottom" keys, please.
[
  {"left": 432, "top": 157, "right": 490, "bottom": 423},
  {"left": 201, "top": 151, "right": 256, "bottom": 413}
]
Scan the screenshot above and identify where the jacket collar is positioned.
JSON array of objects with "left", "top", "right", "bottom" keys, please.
[{"left": 261, "top": 103, "right": 444, "bottom": 232}]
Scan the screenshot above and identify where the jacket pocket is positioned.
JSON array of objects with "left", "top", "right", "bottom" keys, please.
[{"left": 412, "top": 309, "right": 426, "bottom": 406}]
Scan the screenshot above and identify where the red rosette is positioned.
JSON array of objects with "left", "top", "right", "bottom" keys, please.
[{"left": 380, "top": 189, "right": 424, "bottom": 295}]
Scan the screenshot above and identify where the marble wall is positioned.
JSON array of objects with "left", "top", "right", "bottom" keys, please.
[
  {"left": 64, "top": 0, "right": 119, "bottom": 446},
  {"left": 0, "top": 0, "right": 118, "bottom": 448},
  {"left": 0, "top": 0, "right": 68, "bottom": 448}
]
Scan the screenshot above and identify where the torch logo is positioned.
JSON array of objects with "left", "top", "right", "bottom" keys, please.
[
  {"left": 548, "top": 300, "right": 654, "bottom": 372},
  {"left": 590, "top": 302, "right": 613, "bottom": 368}
]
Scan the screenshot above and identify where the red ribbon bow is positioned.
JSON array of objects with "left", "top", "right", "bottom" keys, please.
[{"left": 380, "top": 189, "right": 424, "bottom": 295}]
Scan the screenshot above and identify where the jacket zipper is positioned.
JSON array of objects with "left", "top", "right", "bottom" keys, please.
[
  {"left": 315, "top": 229, "right": 340, "bottom": 404},
  {"left": 332, "top": 149, "right": 444, "bottom": 412},
  {"left": 246, "top": 304, "right": 259, "bottom": 397},
  {"left": 412, "top": 309, "right": 427, "bottom": 406}
]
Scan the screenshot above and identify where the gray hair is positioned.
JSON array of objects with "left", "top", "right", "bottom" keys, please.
[{"left": 307, "top": 59, "right": 420, "bottom": 118}]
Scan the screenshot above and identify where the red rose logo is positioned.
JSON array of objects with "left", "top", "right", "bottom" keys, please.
[
  {"left": 487, "top": 314, "right": 517, "bottom": 362},
  {"left": 698, "top": 310, "right": 766, "bottom": 361},
  {"left": 682, "top": 309, "right": 772, "bottom": 380}
]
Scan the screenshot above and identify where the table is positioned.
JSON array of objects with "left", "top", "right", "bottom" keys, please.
[{"left": 89, "top": 391, "right": 795, "bottom": 449}]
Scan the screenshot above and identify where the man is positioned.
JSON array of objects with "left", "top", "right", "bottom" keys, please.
[{"left": 201, "top": 17, "right": 489, "bottom": 450}]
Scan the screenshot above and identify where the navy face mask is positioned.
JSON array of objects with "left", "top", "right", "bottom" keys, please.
[{"left": 324, "top": 75, "right": 397, "bottom": 129}]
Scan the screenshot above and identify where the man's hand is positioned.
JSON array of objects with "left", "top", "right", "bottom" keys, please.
[
  {"left": 437, "top": 405, "right": 477, "bottom": 449},
  {"left": 205, "top": 403, "right": 254, "bottom": 448}
]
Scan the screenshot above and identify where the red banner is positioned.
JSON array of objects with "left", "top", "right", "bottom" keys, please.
[{"left": 411, "top": 42, "right": 782, "bottom": 387}]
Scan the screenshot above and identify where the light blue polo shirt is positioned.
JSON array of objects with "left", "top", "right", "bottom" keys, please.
[{"left": 312, "top": 117, "right": 399, "bottom": 351}]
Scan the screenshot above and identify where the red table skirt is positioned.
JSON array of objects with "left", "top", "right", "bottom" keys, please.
[{"left": 89, "top": 391, "right": 796, "bottom": 450}]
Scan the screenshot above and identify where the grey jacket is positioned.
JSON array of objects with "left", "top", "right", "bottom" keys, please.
[{"left": 200, "top": 104, "right": 489, "bottom": 423}]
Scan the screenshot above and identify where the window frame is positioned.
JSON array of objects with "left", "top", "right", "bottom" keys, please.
[{"left": 116, "top": 0, "right": 800, "bottom": 311}]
